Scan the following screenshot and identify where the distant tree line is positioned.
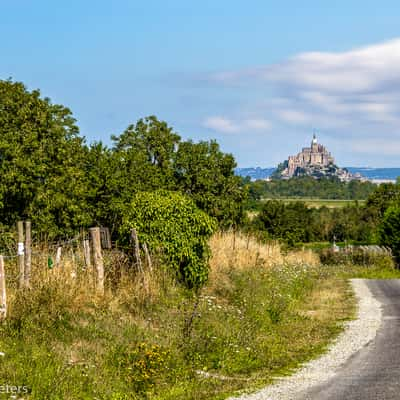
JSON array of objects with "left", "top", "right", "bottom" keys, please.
[
  {"left": 250, "top": 200, "right": 376, "bottom": 246},
  {"left": 244, "top": 176, "right": 377, "bottom": 209},
  {"left": 248, "top": 183, "right": 400, "bottom": 263}
]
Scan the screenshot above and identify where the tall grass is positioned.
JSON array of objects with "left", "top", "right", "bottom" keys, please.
[{"left": 0, "top": 231, "right": 353, "bottom": 400}]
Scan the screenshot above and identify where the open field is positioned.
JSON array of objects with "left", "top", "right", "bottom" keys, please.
[{"left": 263, "top": 198, "right": 366, "bottom": 208}]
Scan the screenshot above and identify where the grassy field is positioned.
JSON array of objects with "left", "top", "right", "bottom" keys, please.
[
  {"left": 263, "top": 198, "right": 366, "bottom": 208},
  {"left": 0, "top": 232, "right": 395, "bottom": 399}
]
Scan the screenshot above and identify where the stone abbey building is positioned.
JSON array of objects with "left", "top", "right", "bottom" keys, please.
[
  {"left": 285, "top": 134, "right": 335, "bottom": 177},
  {"left": 275, "top": 134, "right": 362, "bottom": 181}
]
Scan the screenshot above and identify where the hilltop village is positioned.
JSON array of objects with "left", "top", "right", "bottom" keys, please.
[{"left": 273, "top": 134, "right": 363, "bottom": 181}]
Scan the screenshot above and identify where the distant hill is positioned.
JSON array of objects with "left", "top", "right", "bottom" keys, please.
[
  {"left": 346, "top": 167, "right": 400, "bottom": 181},
  {"left": 234, "top": 167, "right": 276, "bottom": 180},
  {"left": 235, "top": 167, "right": 400, "bottom": 182}
]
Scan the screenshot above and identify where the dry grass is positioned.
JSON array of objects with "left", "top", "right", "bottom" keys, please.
[
  {"left": 299, "top": 277, "right": 355, "bottom": 323},
  {"left": 284, "top": 248, "right": 320, "bottom": 267},
  {"left": 209, "top": 231, "right": 319, "bottom": 274},
  {"left": 209, "top": 231, "right": 283, "bottom": 272}
]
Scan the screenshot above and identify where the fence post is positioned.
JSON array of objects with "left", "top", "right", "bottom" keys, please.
[
  {"left": 17, "top": 221, "right": 25, "bottom": 289},
  {"left": 24, "top": 220, "right": 32, "bottom": 288},
  {"left": 131, "top": 228, "right": 143, "bottom": 273},
  {"left": 83, "top": 239, "right": 91, "bottom": 269},
  {"left": 142, "top": 243, "right": 152, "bottom": 272},
  {"left": 0, "top": 255, "right": 6, "bottom": 319},
  {"left": 90, "top": 227, "right": 104, "bottom": 294},
  {"left": 55, "top": 246, "right": 62, "bottom": 267}
]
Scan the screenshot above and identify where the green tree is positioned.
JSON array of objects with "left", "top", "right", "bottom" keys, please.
[
  {"left": 174, "top": 140, "right": 246, "bottom": 227},
  {"left": 365, "top": 183, "right": 400, "bottom": 217},
  {"left": 112, "top": 116, "right": 180, "bottom": 194},
  {"left": 379, "top": 204, "right": 400, "bottom": 263},
  {"left": 83, "top": 142, "right": 128, "bottom": 234},
  {"left": 0, "top": 79, "right": 89, "bottom": 236}
]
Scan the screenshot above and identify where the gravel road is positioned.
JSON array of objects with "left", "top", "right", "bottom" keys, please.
[{"left": 229, "top": 279, "right": 383, "bottom": 400}]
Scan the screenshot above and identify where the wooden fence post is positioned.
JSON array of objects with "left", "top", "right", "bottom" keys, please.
[
  {"left": 83, "top": 239, "right": 91, "bottom": 269},
  {"left": 131, "top": 228, "right": 143, "bottom": 273},
  {"left": 17, "top": 221, "right": 25, "bottom": 289},
  {"left": 142, "top": 243, "right": 152, "bottom": 272},
  {"left": 55, "top": 246, "right": 62, "bottom": 267},
  {"left": 0, "top": 255, "right": 6, "bottom": 319},
  {"left": 90, "top": 227, "right": 104, "bottom": 294},
  {"left": 24, "top": 220, "right": 31, "bottom": 288}
]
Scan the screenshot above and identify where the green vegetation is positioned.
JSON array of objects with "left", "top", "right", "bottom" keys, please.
[
  {"left": 267, "top": 198, "right": 365, "bottom": 208},
  {"left": 245, "top": 182, "right": 400, "bottom": 253},
  {"left": 0, "top": 234, "right": 355, "bottom": 400},
  {"left": 379, "top": 205, "right": 400, "bottom": 263},
  {"left": 250, "top": 200, "right": 376, "bottom": 244},
  {"left": 245, "top": 176, "right": 376, "bottom": 209},
  {"left": 0, "top": 80, "right": 245, "bottom": 239},
  {"left": 120, "top": 191, "right": 217, "bottom": 288}
]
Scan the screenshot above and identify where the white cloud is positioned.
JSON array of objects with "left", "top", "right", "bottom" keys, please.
[
  {"left": 276, "top": 109, "right": 311, "bottom": 124},
  {"left": 210, "top": 38, "right": 400, "bottom": 135},
  {"left": 351, "top": 138, "right": 400, "bottom": 156},
  {"left": 203, "top": 116, "right": 240, "bottom": 133},
  {"left": 203, "top": 116, "right": 271, "bottom": 134},
  {"left": 243, "top": 118, "right": 271, "bottom": 130}
]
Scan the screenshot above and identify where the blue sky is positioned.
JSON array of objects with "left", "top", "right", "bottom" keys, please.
[{"left": 2, "top": 0, "right": 400, "bottom": 167}]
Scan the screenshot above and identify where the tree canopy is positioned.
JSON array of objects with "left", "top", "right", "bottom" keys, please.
[
  {"left": 0, "top": 79, "right": 246, "bottom": 237},
  {"left": 0, "top": 80, "right": 89, "bottom": 236}
]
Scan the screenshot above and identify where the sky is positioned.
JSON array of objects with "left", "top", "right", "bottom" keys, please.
[{"left": 1, "top": 0, "right": 400, "bottom": 167}]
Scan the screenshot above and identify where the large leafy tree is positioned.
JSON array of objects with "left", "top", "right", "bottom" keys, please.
[
  {"left": 174, "top": 140, "right": 246, "bottom": 227},
  {"left": 0, "top": 79, "right": 89, "bottom": 236},
  {"left": 83, "top": 142, "right": 127, "bottom": 234},
  {"left": 111, "top": 119, "right": 246, "bottom": 229},
  {"left": 112, "top": 116, "right": 180, "bottom": 195}
]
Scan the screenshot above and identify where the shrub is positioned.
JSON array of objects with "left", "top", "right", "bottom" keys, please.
[
  {"left": 379, "top": 205, "right": 400, "bottom": 264},
  {"left": 319, "top": 247, "right": 394, "bottom": 268},
  {"left": 120, "top": 190, "right": 217, "bottom": 288}
]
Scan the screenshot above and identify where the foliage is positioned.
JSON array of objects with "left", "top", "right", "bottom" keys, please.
[
  {"left": 378, "top": 204, "right": 400, "bottom": 263},
  {"left": 319, "top": 248, "right": 394, "bottom": 269},
  {"left": 365, "top": 183, "right": 400, "bottom": 218},
  {"left": 120, "top": 190, "right": 217, "bottom": 288},
  {"left": 245, "top": 176, "right": 376, "bottom": 207},
  {"left": 0, "top": 80, "right": 246, "bottom": 237},
  {"left": 0, "top": 79, "right": 90, "bottom": 236},
  {"left": 112, "top": 116, "right": 180, "bottom": 193},
  {"left": 175, "top": 140, "right": 246, "bottom": 227},
  {"left": 250, "top": 200, "right": 376, "bottom": 245},
  {"left": 254, "top": 200, "right": 312, "bottom": 245}
]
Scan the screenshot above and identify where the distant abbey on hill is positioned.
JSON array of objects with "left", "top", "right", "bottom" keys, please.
[{"left": 273, "top": 134, "right": 363, "bottom": 181}]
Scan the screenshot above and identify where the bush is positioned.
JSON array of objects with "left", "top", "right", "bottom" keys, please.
[
  {"left": 120, "top": 190, "right": 217, "bottom": 288},
  {"left": 319, "top": 248, "right": 394, "bottom": 268},
  {"left": 379, "top": 205, "right": 400, "bottom": 264}
]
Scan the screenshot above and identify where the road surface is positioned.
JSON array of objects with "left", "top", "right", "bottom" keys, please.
[{"left": 300, "top": 279, "right": 400, "bottom": 400}]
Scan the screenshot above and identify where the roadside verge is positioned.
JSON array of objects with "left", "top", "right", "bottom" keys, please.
[{"left": 229, "top": 279, "right": 382, "bottom": 400}]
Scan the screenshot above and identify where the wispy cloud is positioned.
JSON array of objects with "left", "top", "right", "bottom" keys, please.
[
  {"left": 203, "top": 116, "right": 271, "bottom": 134},
  {"left": 207, "top": 38, "right": 400, "bottom": 145}
]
